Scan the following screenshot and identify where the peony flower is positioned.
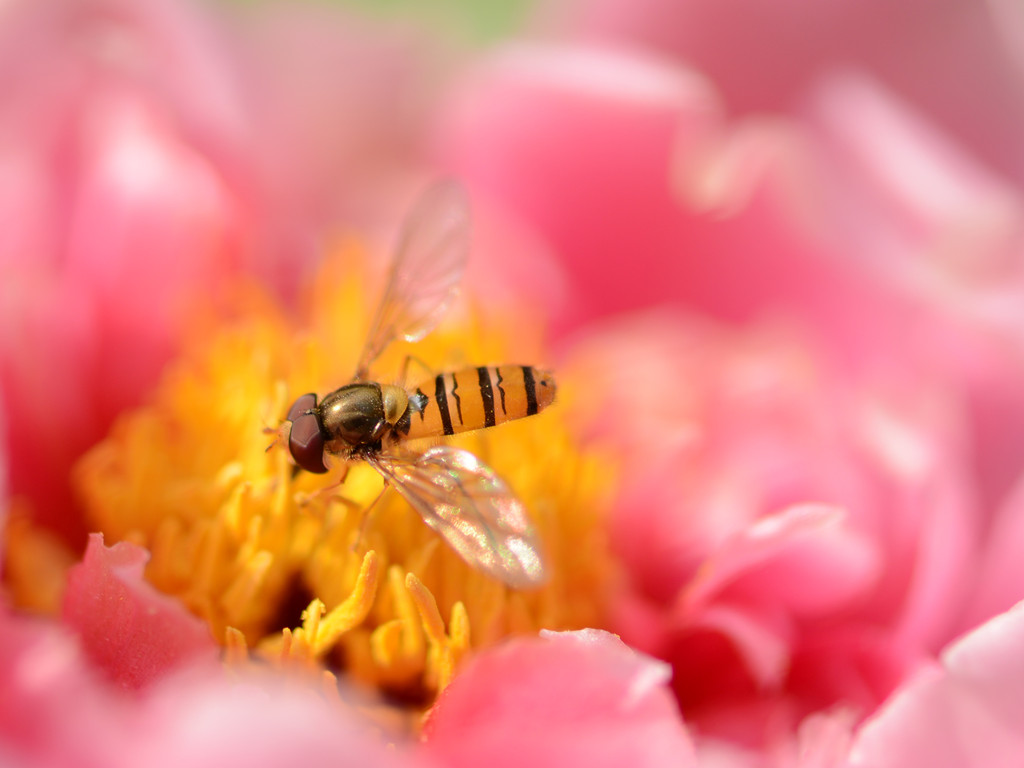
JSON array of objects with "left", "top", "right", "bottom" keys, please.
[{"left": 8, "top": 1, "right": 1024, "bottom": 765}]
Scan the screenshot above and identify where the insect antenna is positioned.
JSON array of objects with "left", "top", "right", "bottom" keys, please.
[
  {"left": 263, "top": 426, "right": 281, "bottom": 453},
  {"left": 397, "top": 354, "right": 435, "bottom": 386},
  {"left": 261, "top": 380, "right": 291, "bottom": 453}
]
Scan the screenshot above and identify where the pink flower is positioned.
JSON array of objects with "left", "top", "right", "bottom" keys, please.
[
  {"left": 560, "top": 310, "right": 978, "bottom": 748},
  {"left": 8, "top": 1, "right": 1024, "bottom": 764}
]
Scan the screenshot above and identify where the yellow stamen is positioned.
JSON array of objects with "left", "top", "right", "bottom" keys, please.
[
  {"left": 224, "top": 626, "right": 249, "bottom": 665},
  {"left": 406, "top": 573, "right": 470, "bottom": 692}
]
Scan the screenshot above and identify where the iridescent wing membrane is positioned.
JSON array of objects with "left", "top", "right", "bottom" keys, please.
[
  {"left": 366, "top": 446, "right": 546, "bottom": 588},
  {"left": 355, "top": 180, "right": 471, "bottom": 379}
]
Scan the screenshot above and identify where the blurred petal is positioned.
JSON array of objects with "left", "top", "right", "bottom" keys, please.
[
  {"left": 681, "top": 504, "right": 878, "bottom": 617},
  {"left": 800, "top": 73, "right": 1024, "bottom": 507},
  {"left": 0, "top": 0, "right": 245, "bottom": 538},
  {"left": 959, "top": 476, "right": 1024, "bottom": 631},
  {"left": 0, "top": 607, "right": 423, "bottom": 768},
  {"left": 0, "top": 611, "right": 121, "bottom": 765},
  {"left": 437, "top": 41, "right": 720, "bottom": 333},
  {"left": 850, "top": 600, "right": 1024, "bottom": 767},
  {"left": 552, "top": 0, "right": 1024, "bottom": 184},
  {"left": 422, "top": 628, "right": 696, "bottom": 768},
  {"left": 126, "top": 671, "right": 419, "bottom": 768}
]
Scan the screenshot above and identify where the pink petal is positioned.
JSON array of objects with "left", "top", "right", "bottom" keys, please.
[
  {"left": 792, "top": 710, "right": 857, "bottom": 768},
  {"left": 0, "top": 0, "right": 245, "bottom": 538},
  {"left": 800, "top": 72, "right": 1024, "bottom": 509},
  {"left": 961, "top": 478, "right": 1024, "bottom": 632},
  {"left": 680, "top": 603, "right": 793, "bottom": 690},
  {"left": 0, "top": 609, "right": 425, "bottom": 768},
  {"left": 62, "top": 533, "right": 218, "bottom": 691},
  {"left": 125, "top": 671, "right": 421, "bottom": 768},
  {"left": 681, "top": 504, "right": 879, "bottom": 617},
  {"left": 661, "top": 505, "right": 880, "bottom": 693},
  {"left": 689, "top": 710, "right": 857, "bottom": 768},
  {"left": 850, "top": 600, "right": 1024, "bottom": 767},
  {"left": 0, "top": 611, "right": 122, "bottom": 765},
  {"left": 787, "top": 627, "right": 923, "bottom": 717},
  {"left": 437, "top": 42, "right": 721, "bottom": 334},
  {"left": 555, "top": 0, "right": 1024, "bottom": 185},
  {"left": 422, "top": 629, "right": 696, "bottom": 768}
]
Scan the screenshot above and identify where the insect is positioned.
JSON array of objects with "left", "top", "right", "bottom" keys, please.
[{"left": 277, "top": 181, "right": 555, "bottom": 589}]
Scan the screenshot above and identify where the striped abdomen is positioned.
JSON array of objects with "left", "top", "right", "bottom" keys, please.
[{"left": 400, "top": 365, "right": 555, "bottom": 440}]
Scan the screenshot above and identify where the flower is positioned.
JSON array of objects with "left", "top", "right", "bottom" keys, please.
[
  {"left": 8, "top": 0, "right": 1024, "bottom": 764},
  {"left": 61, "top": 243, "right": 613, "bottom": 705}
]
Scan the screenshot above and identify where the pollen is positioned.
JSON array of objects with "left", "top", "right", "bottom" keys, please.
[{"left": 71, "top": 243, "right": 615, "bottom": 707}]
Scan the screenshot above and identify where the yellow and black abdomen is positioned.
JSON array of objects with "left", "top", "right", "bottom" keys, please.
[{"left": 399, "top": 365, "right": 555, "bottom": 440}]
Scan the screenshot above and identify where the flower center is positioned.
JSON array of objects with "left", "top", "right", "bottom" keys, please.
[{"left": 71, "top": 245, "right": 615, "bottom": 705}]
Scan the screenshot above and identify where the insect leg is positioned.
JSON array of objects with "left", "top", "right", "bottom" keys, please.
[
  {"left": 294, "top": 463, "right": 352, "bottom": 507},
  {"left": 398, "top": 354, "right": 435, "bottom": 385},
  {"left": 350, "top": 480, "right": 390, "bottom": 551}
]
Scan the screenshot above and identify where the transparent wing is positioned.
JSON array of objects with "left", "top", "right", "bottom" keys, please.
[
  {"left": 356, "top": 180, "right": 471, "bottom": 379},
  {"left": 366, "top": 446, "right": 546, "bottom": 589}
]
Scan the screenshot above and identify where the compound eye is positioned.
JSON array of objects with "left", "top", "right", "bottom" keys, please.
[
  {"left": 285, "top": 394, "right": 328, "bottom": 474},
  {"left": 286, "top": 393, "right": 319, "bottom": 423}
]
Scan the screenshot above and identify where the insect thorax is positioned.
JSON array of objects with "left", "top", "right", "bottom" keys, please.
[{"left": 319, "top": 383, "right": 388, "bottom": 446}]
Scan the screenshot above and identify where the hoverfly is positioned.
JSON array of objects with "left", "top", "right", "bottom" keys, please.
[{"left": 277, "top": 181, "right": 555, "bottom": 589}]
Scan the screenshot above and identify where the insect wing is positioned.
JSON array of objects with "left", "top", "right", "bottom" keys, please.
[
  {"left": 367, "top": 446, "right": 546, "bottom": 588},
  {"left": 356, "top": 181, "right": 470, "bottom": 378}
]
